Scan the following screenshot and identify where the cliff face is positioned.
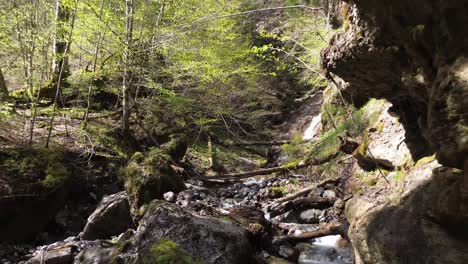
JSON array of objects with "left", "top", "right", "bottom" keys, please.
[
  {"left": 321, "top": 1, "right": 468, "bottom": 263},
  {"left": 322, "top": 0, "right": 468, "bottom": 169}
]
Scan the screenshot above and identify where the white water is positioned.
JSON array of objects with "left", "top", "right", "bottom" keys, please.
[
  {"left": 298, "top": 235, "right": 354, "bottom": 264},
  {"left": 303, "top": 114, "right": 322, "bottom": 140}
]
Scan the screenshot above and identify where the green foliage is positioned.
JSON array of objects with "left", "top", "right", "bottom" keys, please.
[
  {"left": 140, "top": 239, "right": 205, "bottom": 264},
  {"left": 0, "top": 102, "right": 15, "bottom": 120}
]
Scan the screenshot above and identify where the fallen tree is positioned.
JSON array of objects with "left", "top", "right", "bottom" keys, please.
[
  {"left": 273, "top": 221, "right": 347, "bottom": 244},
  {"left": 268, "top": 196, "right": 335, "bottom": 219},
  {"left": 274, "top": 177, "right": 339, "bottom": 204},
  {"left": 214, "top": 152, "right": 339, "bottom": 180}
]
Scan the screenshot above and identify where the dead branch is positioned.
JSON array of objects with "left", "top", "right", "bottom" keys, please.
[
  {"left": 273, "top": 222, "right": 346, "bottom": 244},
  {"left": 268, "top": 197, "right": 335, "bottom": 219},
  {"left": 215, "top": 152, "right": 339, "bottom": 180},
  {"left": 274, "top": 177, "right": 339, "bottom": 204}
]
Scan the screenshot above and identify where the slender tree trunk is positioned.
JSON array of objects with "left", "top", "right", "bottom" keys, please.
[
  {"left": 83, "top": 0, "right": 105, "bottom": 128},
  {"left": 0, "top": 68, "right": 8, "bottom": 100},
  {"left": 122, "top": 0, "right": 134, "bottom": 134},
  {"left": 52, "top": 0, "right": 71, "bottom": 82},
  {"left": 45, "top": 0, "right": 79, "bottom": 148}
]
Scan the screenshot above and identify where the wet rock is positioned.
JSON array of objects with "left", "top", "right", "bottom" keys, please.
[
  {"left": 278, "top": 245, "right": 298, "bottom": 261},
  {"left": 135, "top": 200, "right": 255, "bottom": 264},
  {"left": 80, "top": 191, "right": 133, "bottom": 241},
  {"left": 298, "top": 209, "right": 324, "bottom": 224},
  {"left": 163, "top": 191, "right": 176, "bottom": 202},
  {"left": 26, "top": 247, "right": 73, "bottom": 264},
  {"left": 322, "top": 190, "right": 336, "bottom": 199},
  {"left": 333, "top": 199, "right": 345, "bottom": 210},
  {"left": 74, "top": 243, "right": 120, "bottom": 264}
]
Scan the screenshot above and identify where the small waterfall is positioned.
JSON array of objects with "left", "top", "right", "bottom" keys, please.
[{"left": 303, "top": 113, "right": 322, "bottom": 140}]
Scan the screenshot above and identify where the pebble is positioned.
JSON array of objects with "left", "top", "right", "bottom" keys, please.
[
  {"left": 163, "top": 191, "right": 176, "bottom": 202},
  {"left": 323, "top": 190, "right": 336, "bottom": 199}
]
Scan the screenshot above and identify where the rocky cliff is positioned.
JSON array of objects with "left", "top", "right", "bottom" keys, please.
[
  {"left": 322, "top": 1, "right": 468, "bottom": 263},
  {"left": 322, "top": 0, "right": 468, "bottom": 169}
]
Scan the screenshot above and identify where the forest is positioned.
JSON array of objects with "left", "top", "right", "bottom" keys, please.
[{"left": 0, "top": 0, "right": 467, "bottom": 264}]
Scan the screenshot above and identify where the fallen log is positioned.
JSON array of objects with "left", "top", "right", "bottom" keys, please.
[
  {"left": 268, "top": 196, "right": 335, "bottom": 219},
  {"left": 273, "top": 222, "right": 346, "bottom": 245},
  {"left": 274, "top": 177, "right": 339, "bottom": 204},
  {"left": 216, "top": 152, "right": 339, "bottom": 180}
]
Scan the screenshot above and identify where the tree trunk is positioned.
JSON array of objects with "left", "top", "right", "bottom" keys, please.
[
  {"left": 0, "top": 68, "right": 8, "bottom": 100},
  {"left": 52, "top": 0, "right": 71, "bottom": 82},
  {"left": 122, "top": 0, "right": 134, "bottom": 134},
  {"left": 83, "top": 0, "right": 105, "bottom": 128}
]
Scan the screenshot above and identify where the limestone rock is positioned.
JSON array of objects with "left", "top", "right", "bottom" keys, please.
[
  {"left": 345, "top": 160, "right": 468, "bottom": 263},
  {"left": 122, "top": 149, "right": 186, "bottom": 218},
  {"left": 26, "top": 247, "right": 73, "bottom": 264},
  {"left": 134, "top": 200, "right": 255, "bottom": 264},
  {"left": 80, "top": 191, "right": 133, "bottom": 240}
]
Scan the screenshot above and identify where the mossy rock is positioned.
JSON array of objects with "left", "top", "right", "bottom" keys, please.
[
  {"left": 0, "top": 147, "right": 70, "bottom": 194},
  {"left": 140, "top": 239, "right": 205, "bottom": 264},
  {"left": 122, "top": 148, "right": 186, "bottom": 218},
  {"left": 0, "top": 147, "right": 70, "bottom": 242}
]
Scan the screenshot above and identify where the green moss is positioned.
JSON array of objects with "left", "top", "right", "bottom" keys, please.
[
  {"left": 414, "top": 154, "right": 436, "bottom": 167},
  {"left": 393, "top": 171, "right": 405, "bottom": 182},
  {"left": 0, "top": 147, "right": 70, "bottom": 192},
  {"left": 140, "top": 239, "right": 205, "bottom": 264}
]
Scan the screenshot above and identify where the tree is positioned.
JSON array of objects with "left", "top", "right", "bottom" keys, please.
[
  {"left": 122, "top": 0, "right": 134, "bottom": 134},
  {"left": 0, "top": 67, "right": 8, "bottom": 100},
  {"left": 52, "top": 0, "right": 71, "bottom": 82}
]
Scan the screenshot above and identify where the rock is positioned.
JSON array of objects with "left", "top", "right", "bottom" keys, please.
[
  {"left": 134, "top": 200, "right": 255, "bottom": 264},
  {"left": 333, "top": 199, "right": 345, "bottom": 210},
  {"left": 0, "top": 147, "right": 70, "bottom": 243},
  {"left": 80, "top": 191, "right": 133, "bottom": 241},
  {"left": 278, "top": 245, "right": 297, "bottom": 261},
  {"left": 26, "top": 247, "right": 73, "bottom": 264},
  {"left": 122, "top": 149, "right": 186, "bottom": 217},
  {"left": 74, "top": 243, "right": 121, "bottom": 264},
  {"left": 346, "top": 160, "right": 468, "bottom": 263},
  {"left": 321, "top": 0, "right": 467, "bottom": 169},
  {"left": 163, "top": 191, "right": 176, "bottom": 202},
  {"left": 322, "top": 190, "right": 336, "bottom": 199},
  {"left": 298, "top": 209, "right": 324, "bottom": 224}
]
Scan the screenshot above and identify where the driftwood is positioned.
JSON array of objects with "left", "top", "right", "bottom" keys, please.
[
  {"left": 273, "top": 222, "right": 346, "bottom": 244},
  {"left": 274, "top": 177, "right": 339, "bottom": 204},
  {"left": 268, "top": 197, "right": 335, "bottom": 219}
]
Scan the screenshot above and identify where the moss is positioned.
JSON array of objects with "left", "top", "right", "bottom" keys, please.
[
  {"left": 414, "top": 154, "right": 436, "bottom": 167},
  {"left": 122, "top": 148, "right": 185, "bottom": 210},
  {"left": 269, "top": 186, "right": 286, "bottom": 198},
  {"left": 0, "top": 147, "right": 70, "bottom": 192},
  {"left": 393, "top": 171, "right": 405, "bottom": 182},
  {"left": 140, "top": 239, "right": 205, "bottom": 264},
  {"left": 376, "top": 121, "right": 385, "bottom": 133}
]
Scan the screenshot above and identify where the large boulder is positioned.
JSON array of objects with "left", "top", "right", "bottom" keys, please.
[
  {"left": 322, "top": 0, "right": 468, "bottom": 169},
  {"left": 122, "top": 148, "right": 186, "bottom": 218},
  {"left": 345, "top": 159, "right": 468, "bottom": 264},
  {"left": 134, "top": 200, "right": 255, "bottom": 264},
  {"left": 80, "top": 191, "right": 133, "bottom": 240},
  {"left": 0, "top": 147, "right": 70, "bottom": 243}
]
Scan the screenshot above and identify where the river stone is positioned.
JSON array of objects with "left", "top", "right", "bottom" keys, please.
[
  {"left": 80, "top": 191, "right": 133, "bottom": 240},
  {"left": 298, "top": 209, "right": 324, "bottom": 224},
  {"left": 134, "top": 200, "right": 255, "bottom": 264},
  {"left": 26, "top": 247, "right": 73, "bottom": 264},
  {"left": 163, "top": 191, "right": 176, "bottom": 202},
  {"left": 322, "top": 190, "right": 336, "bottom": 199}
]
